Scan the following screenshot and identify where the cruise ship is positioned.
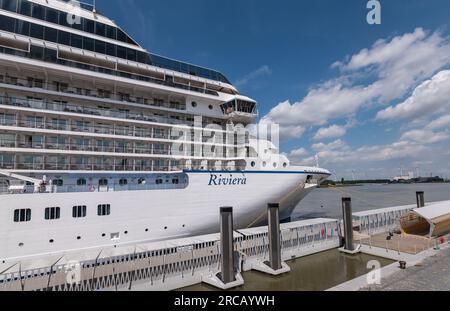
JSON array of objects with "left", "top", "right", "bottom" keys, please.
[{"left": 0, "top": 0, "right": 330, "bottom": 261}]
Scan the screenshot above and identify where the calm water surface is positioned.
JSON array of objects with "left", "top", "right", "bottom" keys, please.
[{"left": 293, "top": 183, "right": 450, "bottom": 220}]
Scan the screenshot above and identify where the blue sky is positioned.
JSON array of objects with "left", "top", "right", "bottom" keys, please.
[{"left": 97, "top": 0, "right": 450, "bottom": 179}]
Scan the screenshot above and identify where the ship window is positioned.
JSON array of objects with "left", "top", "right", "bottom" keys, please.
[
  {"left": 31, "top": 3, "right": 44, "bottom": 19},
  {"left": 45, "top": 7, "right": 58, "bottom": 24},
  {"left": 99, "top": 178, "right": 108, "bottom": 186},
  {"left": 172, "top": 179, "right": 179, "bottom": 185},
  {"left": 283, "top": 163, "right": 288, "bottom": 168},
  {"left": 251, "top": 161, "right": 256, "bottom": 167},
  {"left": 119, "top": 178, "right": 128, "bottom": 186},
  {"left": 191, "top": 102, "right": 197, "bottom": 108},
  {"left": 72, "top": 206, "right": 87, "bottom": 218},
  {"left": 155, "top": 179, "right": 163, "bottom": 185},
  {"left": 208, "top": 105, "right": 213, "bottom": 110},
  {"left": 76, "top": 178, "right": 87, "bottom": 186},
  {"left": 97, "top": 204, "right": 111, "bottom": 216},
  {"left": 53, "top": 179, "right": 64, "bottom": 187},
  {"left": 14, "top": 209, "right": 31, "bottom": 223},
  {"left": 19, "top": 0, "right": 32, "bottom": 16},
  {"left": 1, "top": 0, "right": 17, "bottom": 12},
  {"left": 138, "top": 178, "right": 146, "bottom": 185},
  {"left": 30, "top": 24, "right": 44, "bottom": 40},
  {"left": 45, "top": 207, "right": 61, "bottom": 220}
]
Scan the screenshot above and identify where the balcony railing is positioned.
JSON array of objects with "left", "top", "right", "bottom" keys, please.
[
  {"left": 0, "top": 76, "right": 191, "bottom": 110},
  {"left": 0, "top": 94, "right": 197, "bottom": 127},
  {"left": 0, "top": 138, "right": 175, "bottom": 156}
]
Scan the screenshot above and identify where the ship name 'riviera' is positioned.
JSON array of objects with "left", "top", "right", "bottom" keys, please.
[{"left": 208, "top": 174, "right": 247, "bottom": 186}]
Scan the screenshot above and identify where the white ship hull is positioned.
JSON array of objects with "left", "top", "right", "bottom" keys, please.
[{"left": 0, "top": 168, "right": 328, "bottom": 261}]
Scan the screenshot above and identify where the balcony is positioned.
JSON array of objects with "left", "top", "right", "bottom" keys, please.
[{"left": 0, "top": 76, "right": 188, "bottom": 111}]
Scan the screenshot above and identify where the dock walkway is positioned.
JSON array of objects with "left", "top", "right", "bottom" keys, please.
[{"left": 373, "top": 246, "right": 450, "bottom": 291}]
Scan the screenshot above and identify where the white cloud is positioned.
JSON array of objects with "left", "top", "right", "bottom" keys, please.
[
  {"left": 313, "top": 124, "right": 347, "bottom": 141},
  {"left": 400, "top": 129, "right": 449, "bottom": 144},
  {"left": 298, "top": 139, "right": 427, "bottom": 166},
  {"left": 262, "top": 28, "right": 450, "bottom": 139},
  {"left": 426, "top": 114, "right": 450, "bottom": 130},
  {"left": 289, "top": 148, "right": 310, "bottom": 158},
  {"left": 377, "top": 70, "right": 450, "bottom": 121},
  {"left": 234, "top": 65, "right": 272, "bottom": 87}
]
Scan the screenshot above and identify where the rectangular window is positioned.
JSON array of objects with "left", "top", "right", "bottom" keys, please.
[
  {"left": 29, "top": 23, "right": 44, "bottom": 39},
  {"left": 1, "top": 0, "right": 18, "bottom": 13},
  {"left": 97, "top": 204, "right": 111, "bottom": 216},
  {"left": 18, "top": 0, "right": 32, "bottom": 16},
  {"left": 72, "top": 206, "right": 87, "bottom": 218},
  {"left": 45, "top": 7, "right": 58, "bottom": 24},
  {"left": 44, "top": 26, "right": 57, "bottom": 42},
  {"left": 45, "top": 207, "right": 60, "bottom": 220},
  {"left": 14, "top": 209, "right": 31, "bottom": 222}
]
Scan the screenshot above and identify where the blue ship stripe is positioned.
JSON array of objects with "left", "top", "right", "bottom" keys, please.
[{"left": 184, "top": 170, "right": 330, "bottom": 176}]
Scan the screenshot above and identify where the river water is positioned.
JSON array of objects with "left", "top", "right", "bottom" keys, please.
[{"left": 181, "top": 183, "right": 450, "bottom": 291}]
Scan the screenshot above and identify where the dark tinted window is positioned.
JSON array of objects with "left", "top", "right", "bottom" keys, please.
[
  {"left": 84, "top": 19, "right": 94, "bottom": 33},
  {"left": 18, "top": 0, "right": 31, "bottom": 16},
  {"left": 127, "top": 48, "right": 136, "bottom": 61},
  {"left": 58, "top": 11, "right": 69, "bottom": 27},
  {"left": 15, "top": 19, "right": 30, "bottom": 36},
  {"left": 83, "top": 36, "right": 95, "bottom": 51},
  {"left": 44, "top": 27, "right": 58, "bottom": 42},
  {"left": 95, "top": 22, "right": 105, "bottom": 36},
  {"left": 29, "top": 23, "right": 44, "bottom": 39},
  {"left": 45, "top": 7, "right": 59, "bottom": 24},
  {"left": 1, "top": 0, "right": 18, "bottom": 12},
  {"left": 106, "top": 42, "right": 116, "bottom": 56},
  {"left": 95, "top": 39, "right": 105, "bottom": 54},
  {"left": 0, "top": 15, "right": 15, "bottom": 33},
  {"left": 106, "top": 25, "right": 116, "bottom": 40},
  {"left": 45, "top": 207, "right": 61, "bottom": 220},
  {"left": 31, "top": 3, "right": 44, "bottom": 19},
  {"left": 57, "top": 30, "right": 70, "bottom": 45},
  {"left": 71, "top": 34, "right": 83, "bottom": 49},
  {"left": 14, "top": 209, "right": 31, "bottom": 222},
  {"left": 117, "top": 45, "right": 126, "bottom": 59}
]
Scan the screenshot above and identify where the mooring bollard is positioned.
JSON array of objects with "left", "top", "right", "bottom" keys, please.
[
  {"left": 416, "top": 191, "right": 425, "bottom": 208},
  {"left": 268, "top": 203, "right": 282, "bottom": 271},
  {"left": 342, "top": 198, "right": 355, "bottom": 251},
  {"left": 220, "top": 207, "right": 235, "bottom": 284}
]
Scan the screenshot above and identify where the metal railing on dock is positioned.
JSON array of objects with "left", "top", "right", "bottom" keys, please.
[{"left": 0, "top": 218, "right": 340, "bottom": 291}]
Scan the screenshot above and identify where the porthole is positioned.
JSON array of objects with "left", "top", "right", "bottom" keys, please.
[
  {"left": 77, "top": 236, "right": 81, "bottom": 240},
  {"left": 124, "top": 231, "right": 128, "bottom": 235},
  {"left": 191, "top": 101, "right": 197, "bottom": 108},
  {"left": 273, "top": 162, "right": 277, "bottom": 168},
  {"left": 102, "top": 233, "right": 106, "bottom": 237},
  {"left": 182, "top": 224, "right": 186, "bottom": 228},
  {"left": 283, "top": 163, "right": 288, "bottom": 168},
  {"left": 262, "top": 162, "right": 267, "bottom": 167},
  {"left": 208, "top": 105, "right": 213, "bottom": 110},
  {"left": 49, "top": 239, "right": 54, "bottom": 244},
  {"left": 145, "top": 228, "right": 149, "bottom": 232},
  {"left": 251, "top": 161, "right": 256, "bottom": 167},
  {"left": 18, "top": 243, "right": 24, "bottom": 247},
  {"left": 164, "top": 226, "right": 168, "bottom": 230}
]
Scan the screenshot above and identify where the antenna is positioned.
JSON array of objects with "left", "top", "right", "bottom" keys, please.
[{"left": 93, "top": 0, "right": 97, "bottom": 13}]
